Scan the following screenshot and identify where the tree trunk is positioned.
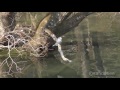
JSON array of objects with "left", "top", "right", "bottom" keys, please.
[
  {"left": 0, "top": 12, "right": 93, "bottom": 58},
  {"left": 0, "top": 16, "right": 5, "bottom": 42},
  {"left": 47, "top": 12, "right": 93, "bottom": 37},
  {"left": 0, "top": 12, "right": 16, "bottom": 42},
  {"left": 23, "top": 12, "right": 93, "bottom": 57},
  {"left": 0, "top": 12, "right": 95, "bottom": 77},
  {"left": 0, "top": 12, "right": 16, "bottom": 32}
]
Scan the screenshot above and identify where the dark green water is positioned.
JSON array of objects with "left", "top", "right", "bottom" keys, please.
[{"left": 0, "top": 12, "right": 120, "bottom": 78}]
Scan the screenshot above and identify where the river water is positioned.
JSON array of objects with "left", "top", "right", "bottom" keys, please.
[{"left": 0, "top": 12, "right": 120, "bottom": 78}]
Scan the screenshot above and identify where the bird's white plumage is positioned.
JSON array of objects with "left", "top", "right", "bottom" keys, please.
[
  {"left": 53, "top": 37, "right": 62, "bottom": 46},
  {"left": 44, "top": 29, "right": 72, "bottom": 62}
]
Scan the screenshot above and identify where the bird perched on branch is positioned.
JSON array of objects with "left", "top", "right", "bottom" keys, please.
[{"left": 53, "top": 37, "right": 62, "bottom": 47}]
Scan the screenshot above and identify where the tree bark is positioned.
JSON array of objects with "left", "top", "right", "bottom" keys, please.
[
  {"left": 0, "top": 12, "right": 94, "bottom": 57},
  {"left": 24, "top": 12, "right": 93, "bottom": 57},
  {"left": 0, "top": 12, "right": 16, "bottom": 42},
  {"left": 47, "top": 12, "right": 93, "bottom": 37},
  {"left": 0, "top": 12, "right": 16, "bottom": 32}
]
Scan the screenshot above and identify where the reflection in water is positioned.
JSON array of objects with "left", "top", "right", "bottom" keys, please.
[
  {"left": 74, "top": 25, "right": 90, "bottom": 78},
  {"left": 0, "top": 53, "right": 80, "bottom": 78},
  {"left": 91, "top": 32, "right": 105, "bottom": 78},
  {"left": 40, "top": 54, "right": 80, "bottom": 78},
  {"left": 0, "top": 12, "right": 120, "bottom": 78}
]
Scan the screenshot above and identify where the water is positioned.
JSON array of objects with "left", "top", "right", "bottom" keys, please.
[{"left": 0, "top": 12, "right": 120, "bottom": 78}]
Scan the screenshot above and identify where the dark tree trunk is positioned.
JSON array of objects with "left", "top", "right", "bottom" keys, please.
[
  {"left": 0, "top": 12, "right": 94, "bottom": 58},
  {"left": 46, "top": 12, "right": 93, "bottom": 37},
  {"left": 0, "top": 12, "right": 16, "bottom": 32},
  {"left": 25, "top": 12, "right": 93, "bottom": 57}
]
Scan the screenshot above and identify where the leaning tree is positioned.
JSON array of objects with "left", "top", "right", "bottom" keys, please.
[{"left": 0, "top": 12, "right": 95, "bottom": 77}]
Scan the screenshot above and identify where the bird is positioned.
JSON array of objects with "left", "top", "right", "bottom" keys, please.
[{"left": 53, "top": 37, "right": 62, "bottom": 47}]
